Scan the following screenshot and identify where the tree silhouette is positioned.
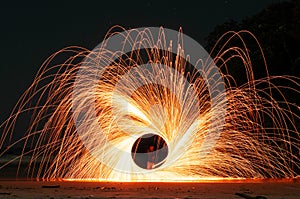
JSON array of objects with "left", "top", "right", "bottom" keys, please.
[
  {"left": 206, "top": 0, "right": 299, "bottom": 75},
  {"left": 205, "top": 0, "right": 300, "bottom": 102}
]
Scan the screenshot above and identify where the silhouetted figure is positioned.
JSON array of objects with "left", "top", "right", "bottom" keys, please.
[{"left": 147, "top": 145, "right": 155, "bottom": 169}]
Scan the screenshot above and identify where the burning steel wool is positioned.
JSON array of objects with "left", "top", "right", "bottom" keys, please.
[{"left": 0, "top": 27, "right": 299, "bottom": 181}]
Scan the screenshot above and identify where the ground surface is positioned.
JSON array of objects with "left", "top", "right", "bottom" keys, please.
[{"left": 0, "top": 179, "right": 299, "bottom": 199}]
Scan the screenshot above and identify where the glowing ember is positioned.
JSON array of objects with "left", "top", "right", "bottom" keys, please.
[{"left": 0, "top": 27, "right": 299, "bottom": 182}]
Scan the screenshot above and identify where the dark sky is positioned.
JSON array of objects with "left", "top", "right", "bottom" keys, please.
[{"left": 0, "top": 0, "right": 288, "bottom": 123}]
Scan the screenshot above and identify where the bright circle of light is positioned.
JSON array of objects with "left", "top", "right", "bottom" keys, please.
[{"left": 72, "top": 27, "right": 227, "bottom": 174}]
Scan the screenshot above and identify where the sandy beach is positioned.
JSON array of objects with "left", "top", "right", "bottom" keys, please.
[{"left": 0, "top": 179, "right": 299, "bottom": 199}]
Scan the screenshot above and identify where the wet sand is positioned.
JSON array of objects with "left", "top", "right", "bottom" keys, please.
[{"left": 0, "top": 179, "right": 299, "bottom": 198}]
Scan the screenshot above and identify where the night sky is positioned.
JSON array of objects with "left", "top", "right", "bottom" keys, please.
[{"left": 0, "top": 0, "right": 287, "bottom": 124}]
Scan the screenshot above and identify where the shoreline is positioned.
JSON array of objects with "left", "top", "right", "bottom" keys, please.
[{"left": 0, "top": 178, "right": 299, "bottom": 199}]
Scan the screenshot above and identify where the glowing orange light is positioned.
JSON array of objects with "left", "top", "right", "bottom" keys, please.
[{"left": 0, "top": 27, "right": 299, "bottom": 182}]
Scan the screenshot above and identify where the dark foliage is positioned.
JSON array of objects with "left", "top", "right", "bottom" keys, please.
[{"left": 205, "top": 0, "right": 300, "bottom": 78}]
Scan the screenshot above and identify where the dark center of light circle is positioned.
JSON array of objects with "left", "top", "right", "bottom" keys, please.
[{"left": 131, "top": 134, "right": 168, "bottom": 170}]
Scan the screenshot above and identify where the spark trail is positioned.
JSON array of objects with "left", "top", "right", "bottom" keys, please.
[{"left": 0, "top": 27, "right": 299, "bottom": 181}]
